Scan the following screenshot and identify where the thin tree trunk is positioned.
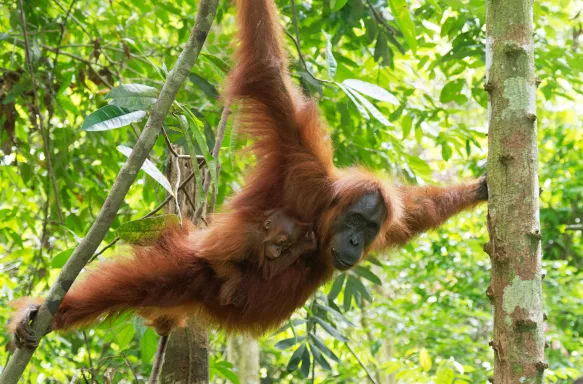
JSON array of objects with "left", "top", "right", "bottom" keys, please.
[
  {"left": 159, "top": 151, "right": 209, "bottom": 384},
  {"left": 227, "top": 335, "right": 260, "bottom": 384},
  {"left": 485, "top": 0, "right": 545, "bottom": 382}
]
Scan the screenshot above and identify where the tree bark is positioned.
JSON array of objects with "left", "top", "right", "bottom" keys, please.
[
  {"left": 159, "top": 151, "right": 210, "bottom": 384},
  {"left": 227, "top": 335, "right": 260, "bottom": 384},
  {"left": 0, "top": 1, "right": 217, "bottom": 382},
  {"left": 485, "top": 0, "right": 545, "bottom": 382}
]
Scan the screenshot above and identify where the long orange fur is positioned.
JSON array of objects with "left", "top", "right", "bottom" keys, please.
[{"left": 9, "top": 0, "right": 486, "bottom": 338}]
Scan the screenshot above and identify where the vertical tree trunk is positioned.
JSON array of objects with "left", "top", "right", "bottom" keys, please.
[
  {"left": 485, "top": 0, "right": 545, "bottom": 382},
  {"left": 160, "top": 152, "right": 209, "bottom": 384},
  {"left": 227, "top": 335, "right": 260, "bottom": 384}
]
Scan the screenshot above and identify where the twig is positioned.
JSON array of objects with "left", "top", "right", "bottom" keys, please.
[
  {"left": 0, "top": 0, "right": 219, "bottom": 381},
  {"left": 50, "top": 0, "right": 77, "bottom": 87},
  {"left": 196, "top": 103, "right": 232, "bottom": 220},
  {"left": 283, "top": 29, "right": 333, "bottom": 84},
  {"left": 566, "top": 224, "right": 583, "bottom": 231},
  {"left": 88, "top": 238, "right": 120, "bottom": 263},
  {"left": 82, "top": 331, "right": 97, "bottom": 383},
  {"left": 148, "top": 335, "right": 169, "bottom": 384},
  {"left": 26, "top": 201, "right": 49, "bottom": 295},
  {"left": 345, "top": 343, "right": 379, "bottom": 384},
  {"left": 17, "top": 0, "right": 64, "bottom": 225},
  {"left": 161, "top": 127, "right": 192, "bottom": 159},
  {"left": 363, "top": 0, "right": 399, "bottom": 35},
  {"left": 108, "top": 330, "right": 139, "bottom": 383},
  {"left": 289, "top": 0, "right": 301, "bottom": 47},
  {"left": 52, "top": 0, "right": 91, "bottom": 37}
]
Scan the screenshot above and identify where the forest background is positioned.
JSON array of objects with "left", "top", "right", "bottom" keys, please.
[{"left": 0, "top": 0, "right": 581, "bottom": 382}]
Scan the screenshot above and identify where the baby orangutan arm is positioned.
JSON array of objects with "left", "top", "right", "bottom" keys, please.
[{"left": 262, "top": 230, "right": 316, "bottom": 279}]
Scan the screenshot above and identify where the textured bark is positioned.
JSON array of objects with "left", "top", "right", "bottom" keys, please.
[
  {"left": 227, "top": 335, "right": 260, "bottom": 384},
  {"left": 159, "top": 150, "right": 209, "bottom": 384},
  {"left": 485, "top": 0, "right": 545, "bottom": 382},
  {"left": 0, "top": 1, "right": 217, "bottom": 382},
  {"left": 160, "top": 320, "right": 209, "bottom": 384}
]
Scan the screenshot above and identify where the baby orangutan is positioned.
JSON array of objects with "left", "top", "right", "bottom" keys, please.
[{"left": 218, "top": 209, "right": 317, "bottom": 307}]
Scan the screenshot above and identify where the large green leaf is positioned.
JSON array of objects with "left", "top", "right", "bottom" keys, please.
[
  {"left": 337, "top": 83, "right": 370, "bottom": 120},
  {"left": 342, "top": 79, "right": 399, "bottom": 105},
  {"left": 287, "top": 343, "right": 306, "bottom": 372},
  {"left": 115, "top": 214, "right": 180, "bottom": 245},
  {"left": 388, "top": 0, "right": 417, "bottom": 53},
  {"left": 331, "top": 0, "right": 348, "bottom": 11},
  {"left": 81, "top": 105, "right": 146, "bottom": 131},
  {"left": 105, "top": 84, "right": 158, "bottom": 99},
  {"left": 324, "top": 32, "right": 337, "bottom": 80},
  {"left": 347, "top": 88, "right": 392, "bottom": 126},
  {"left": 313, "top": 316, "right": 348, "bottom": 342},
  {"left": 117, "top": 145, "right": 174, "bottom": 195}
]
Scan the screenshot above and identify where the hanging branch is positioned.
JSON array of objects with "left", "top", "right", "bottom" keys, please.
[
  {"left": 17, "top": 0, "right": 64, "bottom": 225},
  {"left": 0, "top": 0, "right": 219, "bottom": 382},
  {"left": 195, "top": 102, "right": 232, "bottom": 221},
  {"left": 283, "top": 29, "right": 333, "bottom": 84}
]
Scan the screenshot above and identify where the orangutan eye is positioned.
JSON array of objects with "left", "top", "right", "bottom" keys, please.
[{"left": 349, "top": 213, "right": 363, "bottom": 226}]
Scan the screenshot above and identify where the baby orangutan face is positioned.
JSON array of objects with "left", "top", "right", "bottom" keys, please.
[{"left": 263, "top": 210, "right": 316, "bottom": 260}]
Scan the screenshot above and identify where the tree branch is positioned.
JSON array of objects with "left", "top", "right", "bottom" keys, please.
[
  {"left": 283, "top": 29, "right": 333, "bottom": 84},
  {"left": 0, "top": 0, "right": 219, "bottom": 381}
]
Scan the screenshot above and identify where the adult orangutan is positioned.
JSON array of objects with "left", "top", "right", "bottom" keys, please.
[{"left": 9, "top": 0, "right": 487, "bottom": 348}]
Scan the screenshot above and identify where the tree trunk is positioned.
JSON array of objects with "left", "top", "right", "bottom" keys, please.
[
  {"left": 227, "top": 335, "right": 260, "bottom": 384},
  {"left": 160, "top": 151, "right": 209, "bottom": 384},
  {"left": 485, "top": 0, "right": 545, "bottom": 382}
]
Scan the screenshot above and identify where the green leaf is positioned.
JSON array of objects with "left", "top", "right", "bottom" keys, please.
[
  {"left": 402, "top": 115, "right": 413, "bottom": 138},
  {"left": 436, "top": 366, "right": 455, "bottom": 384},
  {"left": 81, "top": 105, "right": 146, "bottom": 131},
  {"left": 214, "top": 364, "right": 240, "bottom": 384},
  {"left": 324, "top": 32, "right": 337, "bottom": 80},
  {"left": 117, "top": 145, "right": 174, "bottom": 195},
  {"left": 353, "top": 265, "right": 382, "bottom": 285},
  {"left": 331, "top": 0, "right": 348, "bottom": 11},
  {"left": 51, "top": 248, "right": 75, "bottom": 268},
  {"left": 315, "top": 303, "right": 355, "bottom": 327},
  {"left": 374, "top": 32, "right": 393, "bottom": 67},
  {"left": 343, "top": 274, "right": 354, "bottom": 311},
  {"left": 200, "top": 52, "right": 231, "bottom": 73},
  {"left": 275, "top": 336, "right": 305, "bottom": 350},
  {"left": 387, "top": 0, "right": 417, "bottom": 53},
  {"left": 309, "top": 339, "right": 332, "bottom": 371},
  {"left": 287, "top": 343, "right": 306, "bottom": 372},
  {"left": 440, "top": 79, "right": 467, "bottom": 105},
  {"left": 337, "top": 83, "right": 370, "bottom": 120},
  {"left": 441, "top": 141, "right": 452, "bottom": 161},
  {"left": 348, "top": 88, "right": 392, "bottom": 126},
  {"left": 105, "top": 84, "right": 158, "bottom": 99},
  {"left": 140, "top": 328, "right": 158, "bottom": 363},
  {"left": 309, "top": 333, "right": 340, "bottom": 362},
  {"left": 349, "top": 275, "right": 373, "bottom": 302},
  {"left": 313, "top": 316, "right": 348, "bottom": 342},
  {"left": 328, "top": 273, "right": 346, "bottom": 301},
  {"left": 343, "top": 79, "right": 399, "bottom": 105},
  {"left": 108, "top": 96, "right": 157, "bottom": 111},
  {"left": 115, "top": 215, "right": 179, "bottom": 245},
  {"left": 419, "top": 348, "right": 432, "bottom": 372},
  {"left": 300, "top": 347, "right": 311, "bottom": 378},
  {"left": 189, "top": 73, "right": 219, "bottom": 99},
  {"left": 113, "top": 323, "right": 135, "bottom": 349}
]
